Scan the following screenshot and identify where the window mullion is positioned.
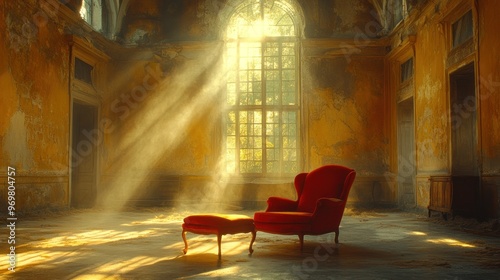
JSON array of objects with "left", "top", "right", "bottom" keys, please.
[
  {"left": 236, "top": 41, "right": 241, "bottom": 174},
  {"left": 261, "top": 41, "right": 267, "bottom": 174},
  {"left": 278, "top": 42, "right": 284, "bottom": 173}
]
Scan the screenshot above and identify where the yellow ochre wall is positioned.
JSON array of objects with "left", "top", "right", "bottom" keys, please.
[
  {"left": 1, "top": 1, "right": 71, "bottom": 213},
  {"left": 0, "top": 0, "right": 499, "bottom": 216}
]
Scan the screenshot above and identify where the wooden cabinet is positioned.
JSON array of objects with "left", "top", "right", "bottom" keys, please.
[
  {"left": 428, "top": 176, "right": 452, "bottom": 218},
  {"left": 428, "top": 176, "right": 480, "bottom": 219}
]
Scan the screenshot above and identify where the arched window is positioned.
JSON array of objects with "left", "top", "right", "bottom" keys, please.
[
  {"left": 79, "top": 0, "right": 118, "bottom": 37},
  {"left": 80, "top": 0, "right": 104, "bottom": 32},
  {"left": 225, "top": 0, "right": 301, "bottom": 176}
]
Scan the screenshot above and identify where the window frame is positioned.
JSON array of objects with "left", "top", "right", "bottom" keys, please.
[
  {"left": 400, "top": 57, "right": 414, "bottom": 87},
  {"left": 451, "top": 10, "right": 473, "bottom": 49},
  {"left": 79, "top": 0, "right": 103, "bottom": 32},
  {"left": 224, "top": 0, "right": 301, "bottom": 178}
]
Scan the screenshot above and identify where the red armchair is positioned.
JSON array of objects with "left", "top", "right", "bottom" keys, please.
[{"left": 252, "top": 165, "right": 356, "bottom": 250}]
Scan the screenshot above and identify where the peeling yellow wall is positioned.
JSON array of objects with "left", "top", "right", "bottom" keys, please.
[
  {"left": 413, "top": 16, "right": 449, "bottom": 173},
  {"left": 305, "top": 57, "right": 387, "bottom": 173},
  {"left": 478, "top": 0, "right": 500, "bottom": 216},
  {"left": 1, "top": 1, "right": 70, "bottom": 213},
  {"left": 108, "top": 0, "right": 391, "bottom": 208},
  {"left": 388, "top": 0, "right": 500, "bottom": 215},
  {"left": 478, "top": 0, "right": 500, "bottom": 174},
  {"left": 2, "top": 0, "right": 499, "bottom": 214}
]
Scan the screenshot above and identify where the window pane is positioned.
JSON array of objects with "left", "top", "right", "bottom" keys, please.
[
  {"left": 74, "top": 58, "right": 93, "bottom": 84},
  {"left": 80, "top": 0, "right": 93, "bottom": 23},
  {"left": 282, "top": 56, "right": 295, "bottom": 69},
  {"left": 265, "top": 2, "right": 295, "bottom": 37},
  {"left": 283, "top": 92, "right": 295, "bottom": 106},
  {"left": 227, "top": 123, "right": 236, "bottom": 137},
  {"left": 227, "top": 82, "right": 236, "bottom": 105},
  {"left": 282, "top": 80, "right": 296, "bottom": 91},
  {"left": 400, "top": 57, "right": 414, "bottom": 83},
  {"left": 264, "top": 57, "right": 279, "bottom": 69},
  {"left": 452, "top": 10, "right": 473, "bottom": 48},
  {"left": 283, "top": 69, "right": 295, "bottom": 81},
  {"left": 282, "top": 43, "right": 295, "bottom": 55},
  {"left": 264, "top": 43, "right": 279, "bottom": 56},
  {"left": 267, "top": 161, "right": 280, "bottom": 173}
]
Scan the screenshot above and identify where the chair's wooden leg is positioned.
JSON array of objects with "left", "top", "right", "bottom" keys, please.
[
  {"left": 217, "top": 234, "right": 222, "bottom": 260},
  {"left": 182, "top": 230, "right": 188, "bottom": 254},
  {"left": 299, "top": 234, "right": 304, "bottom": 251},
  {"left": 249, "top": 231, "right": 256, "bottom": 255},
  {"left": 334, "top": 230, "right": 339, "bottom": 244}
]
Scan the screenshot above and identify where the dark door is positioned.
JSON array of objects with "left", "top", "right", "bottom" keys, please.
[
  {"left": 397, "top": 97, "right": 416, "bottom": 208},
  {"left": 449, "top": 63, "right": 480, "bottom": 217},
  {"left": 71, "top": 101, "right": 98, "bottom": 208},
  {"left": 450, "top": 63, "right": 478, "bottom": 176}
]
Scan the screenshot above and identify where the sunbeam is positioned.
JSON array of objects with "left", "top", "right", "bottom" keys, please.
[
  {"left": 98, "top": 43, "right": 230, "bottom": 212},
  {"left": 426, "top": 238, "right": 476, "bottom": 248}
]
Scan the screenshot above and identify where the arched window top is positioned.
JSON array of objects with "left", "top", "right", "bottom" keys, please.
[
  {"left": 78, "top": 0, "right": 119, "bottom": 38},
  {"left": 226, "top": 0, "right": 302, "bottom": 39}
]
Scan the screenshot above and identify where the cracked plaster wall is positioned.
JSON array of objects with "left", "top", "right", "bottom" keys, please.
[
  {"left": 106, "top": 0, "right": 390, "bottom": 207},
  {"left": 479, "top": 0, "right": 500, "bottom": 176},
  {"left": 392, "top": 0, "right": 500, "bottom": 216},
  {"left": 1, "top": 1, "right": 71, "bottom": 213},
  {"left": 478, "top": 0, "right": 500, "bottom": 217},
  {"left": 119, "top": 0, "right": 383, "bottom": 44},
  {"left": 304, "top": 57, "right": 387, "bottom": 175},
  {"left": 5, "top": 0, "right": 498, "bottom": 213}
]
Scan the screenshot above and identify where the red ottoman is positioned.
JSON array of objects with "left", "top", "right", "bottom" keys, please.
[{"left": 182, "top": 214, "right": 255, "bottom": 260}]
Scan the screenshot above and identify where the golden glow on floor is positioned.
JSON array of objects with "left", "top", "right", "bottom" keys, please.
[
  {"left": 93, "top": 256, "right": 172, "bottom": 274},
  {"left": 14, "top": 250, "right": 83, "bottom": 268},
  {"left": 408, "top": 231, "right": 427, "bottom": 236},
  {"left": 34, "top": 229, "right": 158, "bottom": 248},
  {"left": 2, "top": 210, "right": 498, "bottom": 279},
  {"left": 426, "top": 238, "right": 476, "bottom": 248}
]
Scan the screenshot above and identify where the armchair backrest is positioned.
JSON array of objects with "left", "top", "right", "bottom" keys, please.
[{"left": 296, "top": 165, "right": 356, "bottom": 213}]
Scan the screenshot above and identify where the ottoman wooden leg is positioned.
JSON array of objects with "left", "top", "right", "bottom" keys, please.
[
  {"left": 182, "top": 230, "right": 188, "bottom": 254},
  {"left": 249, "top": 231, "right": 256, "bottom": 255},
  {"left": 217, "top": 234, "right": 222, "bottom": 260}
]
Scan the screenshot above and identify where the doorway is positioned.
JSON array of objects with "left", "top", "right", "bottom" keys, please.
[
  {"left": 397, "top": 97, "right": 416, "bottom": 208},
  {"left": 71, "top": 101, "right": 98, "bottom": 208},
  {"left": 449, "top": 62, "right": 480, "bottom": 217},
  {"left": 450, "top": 63, "right": 478, "bottom": 176}
]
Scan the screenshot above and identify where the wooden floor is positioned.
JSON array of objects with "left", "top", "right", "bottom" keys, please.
[{"left": 1, "top": 207, "right": 499, "bottom": 279}]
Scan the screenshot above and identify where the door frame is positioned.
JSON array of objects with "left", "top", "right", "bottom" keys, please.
[
  {"left": 67, "top": 35, "right": 108, "bottom": 208},
  {"left": 448, "top": 62, "right": 479, "bottom": 176},
  {"left": 397, "top": 96, "right": 416, "bottom": 208},
  {"left": 385, "top": 37, "right": 417, "bottom": 209},
  {"left": 70, "top": 93, "right": 100, "bottom": 208},
  {"left": 446, "top": 57, "right": 482, "bottom": 177}
]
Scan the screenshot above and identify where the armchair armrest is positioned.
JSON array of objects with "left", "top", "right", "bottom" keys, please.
[
  {"left": 266, "top": 197, "right": 298, "bottom": 212},
  {"left": 311, "top": 198, "right": 347, "bottom": 231},
  {"left": 313, "top": 198, "right": 346, "bottom": 215},
  {"left": 316, "top": 198, "right": 344, "bottom": 209}
]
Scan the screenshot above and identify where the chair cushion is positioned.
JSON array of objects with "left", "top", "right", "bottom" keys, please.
[
  {"left": 297, "top": 165, "right": 350, "bottom": 212},
  {"left": 184, "top": 214, "right": 253, "bottom": 227},
  {"left": 253, "top": 211, "right": 313, "bottom": 224}
]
